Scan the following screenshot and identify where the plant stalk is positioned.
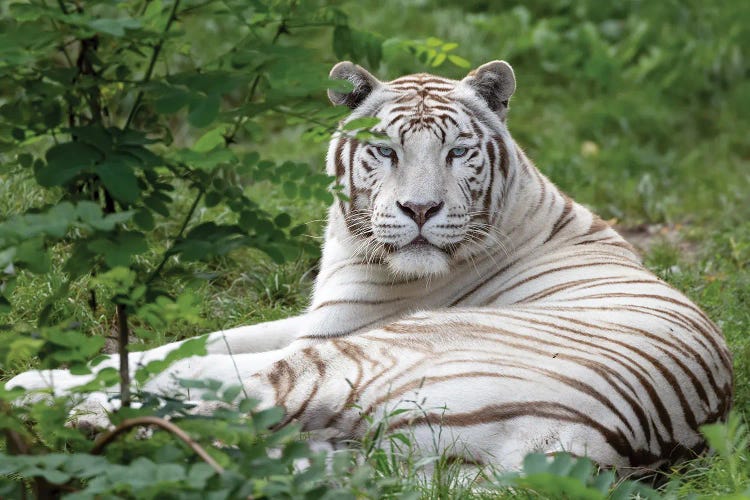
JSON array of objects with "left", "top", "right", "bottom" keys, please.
[{"left": 116, "top": 303, "right": 131, "bottom": 407}]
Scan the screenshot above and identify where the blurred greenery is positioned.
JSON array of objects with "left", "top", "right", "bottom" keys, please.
[{"left": 0, "top": 0, "right": 748, "bottom": 497}]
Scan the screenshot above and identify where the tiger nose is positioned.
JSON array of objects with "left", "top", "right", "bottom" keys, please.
[{"left": 396, "top": 201, "right": 444, "bottom": 228}]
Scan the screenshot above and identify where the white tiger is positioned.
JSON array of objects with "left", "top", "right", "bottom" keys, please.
[{"left": 8, "top": 60, "right": 733, "bottom": 475}]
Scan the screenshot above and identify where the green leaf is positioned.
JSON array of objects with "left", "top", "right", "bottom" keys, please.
[
  {"left": 282, "top": 181, "right": 296, "bottom": 198},
  {"left": 37, "top": 142, "right": 102, "bottom": 186},
  {"left": 252, "top": 407, "right": 284, "bottom": 430},
  {"left": 16, "top": 238, "right": 50, "bottom": 273},
  {"left": 343, "top": 117, "right": 380, "bottom": 131},
  {"left": 136, "top": 337, "right": 208, "bottom": 384},
  {"left": 522, "top": 453, "right": 550, "bottom": 474},
  {"left": 274, "top": 213, "right": 291, "bottom": 228},
  {"left": 155, "top": 90, "right": 192, "bottom": 114},
  {"left": 193, "top": 126, "right": 227, "bottom": 152},
  {"left": 221, "top": 385, "right": 243, "bottom": 403},
  {"left": 96, "top": 159, "right": 141, "bottom": 203},
  {"left": 133, "top": 209, "right": 155, "bottom": 230},
  {"left": 333, "top": 25, "right": 353, "bottom": 60},
  {"left": 204, "top": 190, "right": 222, "bottom": 207},
  {"left": 88, "top": 232, "right": 147, "bottom": 268},
  {"left": 188, "top": 94, "right": 221, "bottom": 128},
  {"left": 17, "top": 153, "right": 33, "bottom": 168},
  {"left": 87, "top": 17, "right": 142, "bottom": 37},
  {"left": 144, "top": 195, "right": 171, "bottom": 216},
  {"left": 447, "top": 54, "right": 471, "bottom": 68}
]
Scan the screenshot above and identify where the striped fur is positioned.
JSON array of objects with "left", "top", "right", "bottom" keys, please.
[{"left": 9, "top": 61, "right": 732, "bottom": 474}]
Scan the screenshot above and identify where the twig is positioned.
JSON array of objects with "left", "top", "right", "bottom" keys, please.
[
  {"left": 124, "top": 0, "right": 182, "bottom": 130},
  {"left": 4, "top": 429, "right": 31, "bottom": 455},
  {"left": 224, "top": 19, "right": 288, "bottom": 144},
  {"left": 145, "top": 187, "right": 203, "bottom": 284},
  {"left": 115, "top": 303, "right": 131, "bottom": 407},
  {"left": 273, "top": 107, "right": 338, "bottom": 130},
  {"left": 90, "top": 416, "right": 225, "bottom": 474}
]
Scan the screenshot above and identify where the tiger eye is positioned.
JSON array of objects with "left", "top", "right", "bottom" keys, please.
[
  {"left": 449, "top": 147, "right": 468, "bottom": 158},
  {"left": 377, "top": 146, "right": 395, "bottom": 158}
]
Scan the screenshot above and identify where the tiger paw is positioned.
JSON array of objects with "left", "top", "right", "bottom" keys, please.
[
  {"left": 6, "top": 368, "right": 98, "bottom": 396},
  {"left": 66, "top": 392, "right": 120, "bottom": 433}
]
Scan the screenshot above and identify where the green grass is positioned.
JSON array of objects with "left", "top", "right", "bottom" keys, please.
[{"left": 2, "top": 0, "right": 749, "bottom": 497}]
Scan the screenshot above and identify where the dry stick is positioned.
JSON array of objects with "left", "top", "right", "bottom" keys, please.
[{"left": 91, "top": 416, "right": 225, "bottom": 474}]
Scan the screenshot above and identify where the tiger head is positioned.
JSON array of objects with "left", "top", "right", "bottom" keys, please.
[{"left": 326, "top": 61, "right": 518, "bottom": 279}]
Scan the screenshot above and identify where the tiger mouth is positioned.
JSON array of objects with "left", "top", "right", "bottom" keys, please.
[
  {"left": 402, "top": 236, "right": 450, "bottom": 254},
  {"left": 381, "top": 236, "right": 449, "bottom": 254}
]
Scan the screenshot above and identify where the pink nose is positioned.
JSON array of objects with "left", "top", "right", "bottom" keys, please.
[{"left": 396, "top": 201, "right": 444, "bottom": 228}]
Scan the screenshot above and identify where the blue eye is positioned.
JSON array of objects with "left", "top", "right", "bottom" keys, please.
[
  {"left": 449, "top": 147, "right": 468, "bottom": 158},
  {"left": 377, "top": 146, "right": 395, "bottom": 158}
]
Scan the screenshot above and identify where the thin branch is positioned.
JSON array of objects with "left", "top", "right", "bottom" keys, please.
[
  {"left": 124, "top": 0, "right": 182, "bottom": 130},
  {"left": 179, "top": 0, "right": 220, "bottom": 16},
  {"left": 224, "top": 19, "right": 288, "bottom": 144},
  {"left": 90, "top": 416, "right": 225, "bottom": 474},
  {"left": 115, "top": 303, "right": 131, "bottom": 407},
  {"left": 145, "top": 187, "right": 203, "bottom": 284},
  {"left": 273, "top": 107, "right": 338, "bottom": 130},
  {"left": 57, "top": 0, "right": 69, "bottom": 15},
  {"left": 4, "top": 429, "right": 31, "bottom": 455},
  {"left": 46, "top": 0, "right": 75, "bottom": 67}
]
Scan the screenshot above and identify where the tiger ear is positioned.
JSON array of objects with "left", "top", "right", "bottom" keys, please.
[
  {"left": 328, "top": 61, "right": 381, "bottom": 109},
  {"left": 462, "top": 60, "right": 516, "bottom": 118}
]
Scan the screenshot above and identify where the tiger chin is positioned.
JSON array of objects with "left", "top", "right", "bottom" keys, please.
[
  {"left": 8, "top": 58, "right": 733, "bottom": 478},
  {"left": 386, "top": 242, "right": 452, "bottom": 279}
]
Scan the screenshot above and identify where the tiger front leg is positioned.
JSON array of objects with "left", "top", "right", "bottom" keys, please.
[
  {"left": 181, "top": 339, "right": 373, "bottom": 433},
  {"left": 5, "top": 314, "right": 307, "bottom": 401}
]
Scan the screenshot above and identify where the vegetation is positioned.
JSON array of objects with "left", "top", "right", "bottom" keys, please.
[{"left": 0, "top": 0, "right": 747, "bottom": 497}]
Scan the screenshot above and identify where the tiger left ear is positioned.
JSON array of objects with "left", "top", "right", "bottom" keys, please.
[
  {"left": 462, "top": 60, "right": 516, "bottom": 118},
  {"left": 328, "top": 61, "right": 381, "bottom": 109}
]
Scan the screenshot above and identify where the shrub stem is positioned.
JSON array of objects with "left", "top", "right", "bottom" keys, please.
[
  {"left": 91, "top": 416, "right": 225, "bottom": 474},
  {"left": 116, "top": 303, "right": 131, "bottom": 408}
]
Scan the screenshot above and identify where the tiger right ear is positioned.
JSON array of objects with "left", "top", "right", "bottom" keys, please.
[
  {"left": 462, "top": 60, "right": 516, "bottom": 118},
  {"left": 327, "top": 61, "right": 381, "bottom": 109}
]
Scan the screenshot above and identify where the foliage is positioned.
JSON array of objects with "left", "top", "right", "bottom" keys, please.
[
  {"left": 0, "top": 0, "right": 749, "bottom": 498},
  {"left": 493, "top": 453, "right": 660, "bottom": 500}
]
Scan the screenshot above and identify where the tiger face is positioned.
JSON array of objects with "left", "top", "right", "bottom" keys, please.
[{"left": 327, "top": 61, "right": 517, "bottom": 279}]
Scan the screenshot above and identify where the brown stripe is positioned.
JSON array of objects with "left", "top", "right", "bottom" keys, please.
[
  {"left": 280, "top": 382, "right": 319, "bottom": 427},
  {"left": 588, "top": 216, "right": 610, "bottom": 235},
  {"left": 545, "top": 195, "right": 574, "bottom": 243},
  {"left": 483, "top": 260, "right": 645, "bottom": 304},
  {"left": 334, "top": 138, "right": 346, "bottom": 178},
  {"left": 312, "top": 297, "right": 405, "bottom": 311},
  {"left": 492, "top": 312, "right": 696, "bottom": 434},
  {"left": 362, "top": 371, "right": 529, "bottom": 417},
  {"left": 389, "top": 401, "right": 670, "bottom": 467}
]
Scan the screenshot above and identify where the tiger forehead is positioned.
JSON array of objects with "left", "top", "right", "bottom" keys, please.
[
  {"left": 386, "top": 73, "right": 458, "bottom": 103},
  {"left": 388, "top": 73, "right": 458, "bottom": 90}
]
